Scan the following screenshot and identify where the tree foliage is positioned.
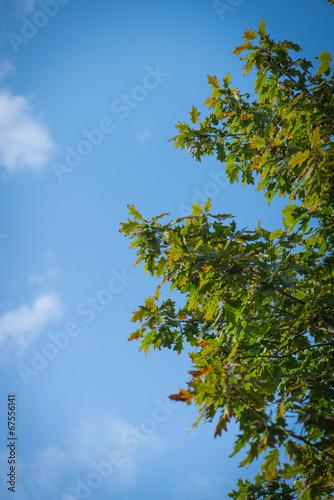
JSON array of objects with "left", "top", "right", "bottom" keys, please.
[{"left": 120, "top": 19, "right": 334, "bottom": 499}]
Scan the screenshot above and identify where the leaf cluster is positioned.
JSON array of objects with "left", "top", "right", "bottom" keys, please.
[
  {"left": 120, "top": 18, "right": 334, "bottom": 500},
  {"left": 172, "top": 19, "right": 334, "bottom": 219}
]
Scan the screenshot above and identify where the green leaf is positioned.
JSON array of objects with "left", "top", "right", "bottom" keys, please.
[
  {"left": 192, "top": 202, "right": 203, "bottom": 216},
  {"left": 119, "top": 220, "right": 139, "bottom": 235},
  {"left": 167, "top": 231, "right": 183, "bottom": 247},
  {"left": 249, "top": 135, "right": 266, "bottom": 150},
  {"left": 128, "top": 205, "right": 142, "bottom": 220},
  {"left": 288, "top": 150, "right": 310, "bottom": 169},
  {"left": 207, "top": 75, "right": 220, "bottom": 88},
  {"left": 122, "top": 22, "right": 334, "bottom": 500},
  {"left": 189, "top": 106, "right": 200, "bottom": 124},
  {"left": 261, "top": 449, "right": 280, "bottom": 480},
  {"left": 204, "top": 199, "right": 211, "bottom": 212},
  {"left": 254, "top": 73, "right": 267, "bottom": 94},
  {"left": 316, "top": 50, "right": 332, "bottom": 76},
  {"left": 242, "top": 29, "right": 257, "bottom": 41},
  {"left": 258, "top": 18, "right": 266, "bottom": 37}
]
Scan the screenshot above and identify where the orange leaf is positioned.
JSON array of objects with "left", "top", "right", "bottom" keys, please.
[
  {"left": 188, "top": 367, "right": 211, "bottom": 378},
  {"left": 178, "top": 313, "right": 187, "bottom": 320},
  {"left": 169, "top": 389, "right": 192, "bottom": 404}
]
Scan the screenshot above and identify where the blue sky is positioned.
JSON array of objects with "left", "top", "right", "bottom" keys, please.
[{"left": 0, "top": 0, "right": 334, "bottom": 498}]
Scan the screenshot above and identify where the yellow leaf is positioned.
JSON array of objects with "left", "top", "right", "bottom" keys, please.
[
  {"left": 204, "top": 199, "right": 211, "bottom": 212},
  {"left": 289, "top": 150, "right": 310, "bottom": 169},
  {"left": 203, "top": 96, "right": 214, "bottom": 107},
  {"left": 310, "top": 127, "right": 321, "bottom": 148},
  {"left": 287, "top": 382, "right": 306, "bottom": 394},
  {"left": 231, "top": 45, "right": 245, "bottom": 56},
  {"left": 242, "top": 29, "right": 257, "bottom": 41}
]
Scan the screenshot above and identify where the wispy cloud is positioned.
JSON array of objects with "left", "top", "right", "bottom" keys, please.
[
  {"left": 25, "top": 411, "right": 170, "bottom": 499},
  {"left": 0, "top": 90, "right": 56, "bottom": 174},
  {"left": 134, "top": 120, "right": 153, "bottom": 149},
  {"left": 68, "top": 415, "right": 167, "bottom": 482},
  {"left": 29, "top": 445, "right": 70, "bottom": 491},
  {"left": 0, "top": 60, "right": 15, "bottom": 82},
  {"left": 28, "top": 267, "right": 58, "bottom": 286},
  {"left": 0, "top": 293, "right": 63, "bottom": 351},
  {"left": 173, "top": 473, "right": 228, "bottom": 499}
]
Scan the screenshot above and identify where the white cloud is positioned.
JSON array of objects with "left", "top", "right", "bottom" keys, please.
[
  {"left": 0, "top": 293, "right": 63, "bottom": 350},
  {"left": 0, "top": 90, "right": 55, "bottom": 174}
]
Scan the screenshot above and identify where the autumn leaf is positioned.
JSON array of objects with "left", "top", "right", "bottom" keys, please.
[
  {"left": 207, "top": 75, "right": 220, "bottom": 88},
  {"left": 127, "top": 205, "right": 142, "bottom": 220},
  {"left": 169, "top": 389, "right": 192, "bottom": 404}
]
